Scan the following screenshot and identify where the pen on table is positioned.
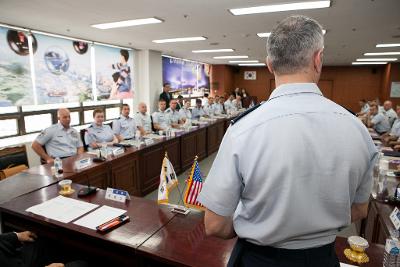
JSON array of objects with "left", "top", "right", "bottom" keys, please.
[{"left": 97, "top": 215, "right": 129, "bottom": 231}]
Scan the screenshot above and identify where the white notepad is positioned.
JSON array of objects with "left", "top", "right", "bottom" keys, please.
[
  {"left": 26, "top": 195, "right": 98, "bottom": 223},
  {"left": 73, "top": 205, "right": 127, "bottom": 230}
]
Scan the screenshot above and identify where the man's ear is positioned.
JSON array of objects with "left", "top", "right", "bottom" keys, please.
[
  {"left": 314, "top": 49, "right": 323, "bottom": 74},
  {"left": 266, "top": 57, "right": 274, "bottom": 74}
]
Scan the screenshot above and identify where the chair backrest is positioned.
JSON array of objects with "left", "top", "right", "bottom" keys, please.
[
  {"left": 0, "top": 145, "right": 29, "bottom": 169},
  {"left": 80, "top": 128, "right": 89, "bottom": 151}
]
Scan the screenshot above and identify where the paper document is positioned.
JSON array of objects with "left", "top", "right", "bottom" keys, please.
[
  {"left": 26, "top": 196, "right": 98, "bottom": 223},
  {"left": 340, "top": 263, "right": 357, "bottom": 267},
  {"left": 73, "top": 205, "right": 127, "bottom": 230}
]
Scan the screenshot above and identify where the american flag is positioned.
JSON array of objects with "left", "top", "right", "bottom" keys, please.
[{"left": 184, "top": 159, "right": 204, "bottom": 209}]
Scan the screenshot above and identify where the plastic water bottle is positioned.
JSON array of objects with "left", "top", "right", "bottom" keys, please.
[
  {"left": 383, "top": 238, "right": 400, "bottom": 266},
  {"left": 100, "top": 143, "right": 107, "bottom": 158},
  {"left": 54, "top": 157, "right": 63, "bottom": 178},
  {"left": 377, "top": 170, "right": 389, "bottom": 200}
]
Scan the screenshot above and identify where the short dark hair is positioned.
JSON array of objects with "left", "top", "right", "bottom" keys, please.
[
  {"left": 204, "top": 93, "right": 209, "bottom": 97},
  {"left": 93, "top": 108, "right": 104, "bottom": 118},
  {"left": 120, "top": 49, "right": 129, "bottom": 61},
  {"left": 196, "top": 99, "right": 202, "bottom": 104},
  {"left": 163, "top": 82, "right": 170, "bottom": 87},
  {"left": 178, "top": 95, "right": 183, "bottom": 99},
  {"left": 112, "top": 72, "right": 123, "bottom": 83},
  {"left": 159, "top": 98, "right": 166, "bottom": 103},
  {"left": 122, "top": 103, "right": 130, "bottom": 108}
]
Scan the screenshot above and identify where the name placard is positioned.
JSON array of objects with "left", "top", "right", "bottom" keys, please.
[
  {"left": 105, "top": 187, "right": 131, "bottom": 203},
  {"left": 74, "top": 158, "right": 92, "bottom": 171},
  {"left": 112, "top": 147, "right": 125, "bottom": 157},
  {"left": 390, "top": 207, "right": 400, "bottom": 230}
]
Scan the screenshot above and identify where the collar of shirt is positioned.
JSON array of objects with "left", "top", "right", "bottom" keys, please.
[
  {"left": 57, "top": 122, "right": 70, "bottom": 132},
  {"left": 158, "top": 109, "right": 166, "bottom": 113},
  {"left": 120, "top": 115, "right": 130, "bottom": 121},
  {"left": 91, "top": 122, "right": 104, "bottom": 129},
  {"left": 269, "top": 83, "right": 322, "bottom": 101}
]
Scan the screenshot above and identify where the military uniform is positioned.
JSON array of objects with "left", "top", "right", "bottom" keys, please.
[
  {"left": 152, "top": 109, "right": 170, "bottom": 129},
  {"left": 84, "top": 123, "right": 115, "bottom": 147},
  {"left": 191, "top": 107, "right": 206, "bottom": 120},
  {"left": 199, "top": 83, "right": 377, "bottom": 251},
  {"left": 134, "top": 112, "right": 152, "bottom": 133},
  {"left": 35, "top": 123, "right": 82, "bottom": 158},
  {"left": 112, "top": 115, "right": 137, "bottom": 139},
  {"left": 165, "top": 108, "right": 181, "bottom": 125},
  {"left": 179, "top": 107, "right": 192, "bottom": 120}
]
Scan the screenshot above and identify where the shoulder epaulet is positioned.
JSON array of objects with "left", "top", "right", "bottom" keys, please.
[
  {"left": 230, "top": 102, "right": 264, "bottom": 125},
  {"left": 88, "top": 124, "right": 93, "bottom": 128}
]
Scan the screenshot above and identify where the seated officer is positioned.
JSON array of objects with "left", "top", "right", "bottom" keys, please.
[
  {"left": 367, "top": 103, "right": 391, "bottom": 135},
  {"left": 112, "top": 104, "right": 138, "bottom": 141},
  {"left": 32, "top": 108, "right": 83, "bottom": 164},
  {"left": 191, "top": 98, "right": 206, "bottom": 120},
  {"left": 134, "top": 102, "right": 152, "bottom": 136},
  {"left": 213, "top": 97, "right": 225, "bottom": 115},
  {"left": 166, "top": 99, "right": 182, "bottom": 128},
  {"left": 152, "top": 99, "right": 170, "bottom": 131},
  {"left": 85, "top": 109, "right": 118, "bottom": 149},
  {"left": 179, "top": 100, "right": 192, "bottom": 123}
]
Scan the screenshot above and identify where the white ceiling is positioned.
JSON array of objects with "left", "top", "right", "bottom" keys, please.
[{"left": 0, "top": 0, "right": 399, "bottom": 66}]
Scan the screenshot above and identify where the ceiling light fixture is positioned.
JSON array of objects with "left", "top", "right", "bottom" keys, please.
[
  {"left": 229, "top": 60, "right": 259, "bottom": 63},
  {"left": 192, "top": 49, "right": 234, "bottom": 53},
  {"left": 376, "top": 43, "right": 400, "bottom": 48},
  {"left": 352, "top": 62, "right": 388, "bottom": 65},
  {"left": 91, "top": 18, "right": 163, "bottom": 29},
  {"left": 364, "top": 52, "right": 400, "bottom": 56},
  {"left": 229, "top": 1, "right": 331, "bottom": 16},
  {"left": 153, "top": 36, "right": 207, "bottom": 43},
  {"left": 213, "top": 55, "right": 249, "bottom": 59},
  {"left": 356, "top": 58, "right": 397, "bottom": 62}
]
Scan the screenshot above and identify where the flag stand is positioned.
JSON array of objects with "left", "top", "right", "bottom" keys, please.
[{"left": 164, "top": 152, "right": 190, "bottom": 215}]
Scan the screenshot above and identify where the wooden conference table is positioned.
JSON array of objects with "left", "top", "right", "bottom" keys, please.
[
  {"left": 0, "top": 183, "right": 384, "bottom": 267},
  {"left": 24, "top": 117, "right": 229, "bottom": 197}
]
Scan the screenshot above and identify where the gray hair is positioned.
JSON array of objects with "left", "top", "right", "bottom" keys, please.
[{"left": 266, "top": 15, "right": 324, "bottom": 75}]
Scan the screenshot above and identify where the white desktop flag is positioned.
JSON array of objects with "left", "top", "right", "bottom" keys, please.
[{"left": 157, "top": 154, "right": 178, "bottom": 204}]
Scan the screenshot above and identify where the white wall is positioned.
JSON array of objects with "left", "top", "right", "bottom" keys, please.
[{"left": 137, "top": 50, "right": 162, "bottom": 113}]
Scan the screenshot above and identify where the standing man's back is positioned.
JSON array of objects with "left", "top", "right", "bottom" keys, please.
[{"left": 198, "top": 15, "right": 377, "bottom": 267}]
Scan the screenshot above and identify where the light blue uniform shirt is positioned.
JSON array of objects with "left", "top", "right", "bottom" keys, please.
[
  {"left": 134, "top": 112, "right": 152, "bottom": 133},
  {"left": 165, "top": 108, "right": 180, "bottom": 124},
  {"left": 152, "top": 109, "right": 170, "bottom": 129},
  {"left": 179, "top": 107, "right": 192, "bottom": 120},
  {"left": 198, "top": 83, "right": 378, "bottom": 249},
  {"left": 390, "top": 118, "right": 400, "bottom": 136},
  {"left": 213, "top": 103, "right": 224, "bottom": 115},
  {"left": 35, "top": 123, "right": 83, "bottom": 158},
  {"left": 191, "top": 107, "right": 206, "bottom": 119},
  {"left": 112, "top": 115, "right": 137, "bottom": 139},
  {"left": 371, "top": 113, "right": 391, "bottom": 133},
  {"left": 382, "top": 108, "right": 397, "bottom": 126},
  {"left": 85, "top": 123, "right": 115, "bottom": 146}
]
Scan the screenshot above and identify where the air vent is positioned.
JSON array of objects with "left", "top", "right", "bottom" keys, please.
[{"left": 209, "top": 42, "right": 219, "bottom": 46}]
